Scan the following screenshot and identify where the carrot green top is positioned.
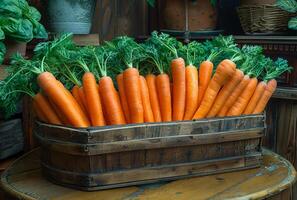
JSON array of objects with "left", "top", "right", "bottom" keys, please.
[{"left": 261, "top": 58, "right": 292, "bottom": 82}]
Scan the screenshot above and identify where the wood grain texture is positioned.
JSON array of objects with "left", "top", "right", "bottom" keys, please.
[
  {"left": 0, "top": 148, "right": 295, "bottom": 200},
  {"left": 34, "top": 114, "right": 265, "bottom": 190},
  {"left": 93, "top": 0, "right": 148, "bottom": 42},
  {"left": 264, "top": 95, "right": 297, "bottom": 200}
]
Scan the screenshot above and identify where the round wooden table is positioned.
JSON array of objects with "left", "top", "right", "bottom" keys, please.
[{"left": 0, "top": 148, "right": 296, "bottom": 200}]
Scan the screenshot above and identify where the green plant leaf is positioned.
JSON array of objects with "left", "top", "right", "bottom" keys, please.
[
  {"left": 0, "top": 0, "right": 47, "bottom": 42},
  {"left": 276, "top": 0, "right": 297, "bottom": 13},
  {"left": 0, "top": 27, "right": 5, "bottom": 40},
  {"left": 0, "top": 42, "right": 6, "bottom": 64},
  {"left": 0, "top": 0, "right": 23, "bottom": 18},
  {"left": 1, "top": 18, "right": 33, "bottom": 42},
  {"left": 32, "top": 22, "right": 48, "bottom": 39},
  {"left": 27, "top": 6, "right": 42, "bottom": 21},
  {"left": 288, "top": 17, "right": 297, "bottom": 30},
  {"left": 146, "top": 0, "right": 155, "bottom": 7}
]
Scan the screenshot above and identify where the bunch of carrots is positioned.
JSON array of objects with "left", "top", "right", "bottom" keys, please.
[{"left": 0, "top": 32, "right": 291, "bottom": 128}]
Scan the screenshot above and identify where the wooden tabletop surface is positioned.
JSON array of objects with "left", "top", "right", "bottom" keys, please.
[{"left": 0, "top": 148, "right": 296, "bottom": 200}]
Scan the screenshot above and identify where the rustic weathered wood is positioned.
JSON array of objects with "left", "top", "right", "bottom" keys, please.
[
  {"left": 34, "top": 114, "right": 265, "bottom": 190},
  {"left": 22, "top": 96, "right": 36, "bottom": 151},
  {"left": 93, "top": 0, "right": 148, "bottom": 42},
  {"left": 35, "top": 114, "right": 265, "bottom": 144},
  {"left": 40, "top": 138, "right": 261, "bottom": 172},
  {"left": 272, "top": 87, "right": 297, "bottom": 100},
  {"left": 0, "top": 148, "right": 295, "bottom": 200}
]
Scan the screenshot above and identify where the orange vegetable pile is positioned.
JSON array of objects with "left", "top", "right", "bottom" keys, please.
[{"left": 0, "top": 32, "right": 291, "bottom": 128}]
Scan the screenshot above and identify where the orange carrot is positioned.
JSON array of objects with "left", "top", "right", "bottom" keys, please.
[
  {"left": 33, "top": 93, "right": 62, "bottom": 125},
  {"left": 123, "top": 68, "right": 144, "bottom": 124},
  {"left": 192, "top": 59, "right": 236, "bottom": 119},
  {"left": 37, "top": 72, "right": 90, "bottom": 127},
  {"left": 243, "top": 81, "right": 267, "bottom": 115},
  {"left": 99, "top": 76, "right": 126, "bottom": 125},
  {"left": 197, "top": 60, "right": 213, "bottom": 107},
  {"left": 117, "top": 73, "right": 131, "bottom": 123},
  {"left": 156, "top": 73, "right": 172, "bottom": 122},
  {"left": 146, "top": 74, "right": 162, "bottom": 122},
  {"left": 71, "top": 85, "right": 88, "bottom": 118},
  {"left": 217, "top": 75, "right": 250, "bottom": 117},
  {"left": 78, "top": 87, "right": 88, "bottom": 114},
  {"left": 227, "top": 77, "right": 258, "bottom": 116},
  {"left": 183, "top": 65, "right": 199, "bottom": 120},
  {"left": 207, "top": 69, "right": 244, "bottom": 118},
  {"left": 83, "top": 72, "right": 105, "bottom": 126},
  {"left": 139, "top": 75, "right": 155, "bottom": 123},
  {"left": 171, "top": 57, "right": 186, "bottom": 121},
  {"left": 252, "top": 79, "right": 277, "bottom": 114},
  {"left": 33, "top": 99, "right": 48, "bottom": 123},
  {"left": 48, "top": 98, "right": 70, "bottom": 125}
]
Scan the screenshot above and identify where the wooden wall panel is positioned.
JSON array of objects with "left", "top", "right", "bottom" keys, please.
[
  {"left": 92, "top": 0, "right": 148, "bottom": 42},
  {"left": 265, "top": 98, "right": 297, "bottom": 199}
]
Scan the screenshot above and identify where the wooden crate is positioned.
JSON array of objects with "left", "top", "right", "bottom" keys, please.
[{"left": 35, "top": 114, "right": 265, "bottom": 191}]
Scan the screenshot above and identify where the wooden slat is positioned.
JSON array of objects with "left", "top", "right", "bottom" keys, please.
[
  {"left": 72, "top": 34, "right": 100, "bottom": 46},
  {"left": 37, "top": 130, "right": 263, "bottom": 155},
  {"left": 35, "top": 114, "right": 265, "bottom": 190},
  {"left": 272, "top": 87, "right": 297, "bottom": 100},
  {"left": 35, "top": 114, "right": 265, "bottom": 144},
  {"left": 40, "top": 139, "right": 260, "bottom": 173},
  {"left": 41, "top": 153, "right": 262, "bottom": 190}
]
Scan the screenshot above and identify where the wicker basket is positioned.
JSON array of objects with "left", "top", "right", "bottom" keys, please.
[{"left": 237, "top": 4, "right": 295, "bottom": 34}]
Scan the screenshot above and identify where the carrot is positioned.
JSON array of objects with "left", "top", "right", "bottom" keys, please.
[
  {"left": 71, "top": 85, "right": 88, "bottom": 118},
  {"left": 171, "top": 57, "right": 186, "bottom": 121},
  {"left": 192, "top": 59, "right": 236, "bottom": 119},
  {"left": 48, "top": 97, "right": 70, "bottom": 125},
  {"left": 207, "top": 69, "right": 244, "bottom": 118},
  {"left": 116, "top": 73, "right": 130, "bottom": 123},
  {"left": 99, "top": 76, "right": 126, "bottom": 125},
  {"left": 33, "top": 92, "right": 62, "bottom": 125},
  {"left": 139, "top": 75, "right": 155, "bottom": 123},
  {"left": 38, "top": 72, "right": 90, "bottom": 127},
  {"left": 227, "top": 77, "right": 258, "bottom": 116},
  {"left": 243, "top": 81, "right": 267, "bottom": 115},
  {"left": 83, "top": 72, "right": 105, "bottom": 126},
  {"left": 33, "top": 99, "right": 48, "bottom": 123},
  {"left": 252, "top": 79, "right": 277, "bottom": 114},
  {"left": 78, "top": 87, "right": 88, "bottom": 114},
  {"left": 123, "top": 68, "right": 144, "bottom": 124},
  {"left": 197, "top": 60, "right": 213, "bottom": 107},
  {"left": 146, "top": 74, "right": 162, "bottom": 122},
  {"left": 156, "top": 73, "right": 172, "bottom": 122},
  {"left": 217, "top": 75, "right": 250, "bottom": 117},
  {"left": 183, "top": 65, "right": 199, "bottom": 120}
]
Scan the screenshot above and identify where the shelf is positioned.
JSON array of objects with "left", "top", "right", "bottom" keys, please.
[{"left": 272, "top": 87, "right": 297, "bottom": 101}]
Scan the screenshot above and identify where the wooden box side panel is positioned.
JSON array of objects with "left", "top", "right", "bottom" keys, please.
[
  {"left": 42, "top": 153, "right": 263, "bottom": 190},
  {"left": 41, "top": 138, "right": 261, "bottom": 173},
  {"left": 35, "top": 114, "right": 265, "bottom": 144}
]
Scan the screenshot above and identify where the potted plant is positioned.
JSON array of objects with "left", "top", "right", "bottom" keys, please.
[
  {"left": 158, "top": 0, "right": 218, "bottom": 31},
  {"left": 45, "top": 0, "right": 97, "bottom": 34},
  {"left": 0, "top": 0, "right": 47, "bottom": 64}
]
